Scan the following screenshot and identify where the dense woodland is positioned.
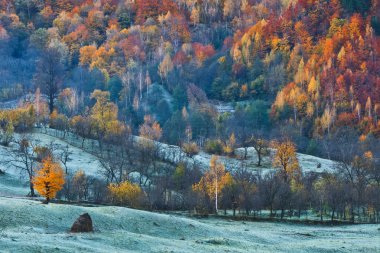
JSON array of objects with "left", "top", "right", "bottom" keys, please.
[{"left": 0, "top": 0, "right": 379, "bottom": 222}]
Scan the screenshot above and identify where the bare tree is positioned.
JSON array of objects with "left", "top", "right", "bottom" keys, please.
[
  {"left": 58, "top": 144, "right": 71, "bottom": 174},
  {"left": 34, "top": 47, "right": 64, "bottom": 113},
  {"left": 330, "top": 128, "right": 365, "bottom": 222},
  {"left": 7, "top": 135, "right": 38, "bottom": 196},
  {"left": 234, "top": 164, "right": 257, "bottom": 215},
  {"left": 72, "top": 170, "right": 90, "bottom": 201},
  {"left": 99, "top": 148, "right": 129, "bottom": 184},
  {"left": 259, "top": 172, "right": 281, "bottom": 217},
  {"left": 244, "top": 135, "right": 269, "bottom": 166}
]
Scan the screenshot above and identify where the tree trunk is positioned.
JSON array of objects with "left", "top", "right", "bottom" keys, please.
[
  {"left": 215, "top": 179, "right": 218, "bottom": 215},
  {"left": 29, "top": 181, "right": 35, "bottom": 197},
  {"left": 257, "top": 151, "right": 262, "bottom": 167},
  {"left": 320, "top": 204, "right": 323, "bottom": 222},
  {"left": 49, "top": 94, "right": 54, "bottom": 114}
]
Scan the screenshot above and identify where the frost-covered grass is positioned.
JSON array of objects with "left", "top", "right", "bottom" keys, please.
[
  {"left": 0, "top": 132, "right": 378, "bottom": 252},
  {"left": 27, "top": 132, "right": 103, "bottom": 177},
  {"left": 0, "top": 173, "right": 29, "bottom": 197},
  {"left": 0, "top": 132, "right": 103, "bottom": 197},
  {"left": 34, "top": 128, "right": 337, "bottom": 174},
  {"left": 0, "top": 197, "right": 379, "bottom": 253},
  {"left": 0, "top": 132, "right": 102, "bottom": 176}
]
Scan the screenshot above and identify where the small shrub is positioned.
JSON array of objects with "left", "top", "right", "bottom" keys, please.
[
  {"left": 182, "top": 142, "right": 200, "bottom": 157},
  {"left": 204, "top": 139, "right": 224, "bottom": 155},
  {"left": 34, "top": 146, "right": 52, "bottom": 162},
  {"left": 0, "top": 121, "right": 14, "bottom": 146},
  {"left": 50, "top": 110, "right": 69, "bottom": 132},
  {"left": 223, "top": 133, "right": 236, "bottom": 157}
]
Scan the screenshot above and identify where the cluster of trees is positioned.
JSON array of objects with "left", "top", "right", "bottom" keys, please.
[
  {"left": 0, "top": 96, "right": 379, "bottom": 223},
  {"left": 0, "top": 0, "right": 378, "bottom": 222},
  {"left": 231, "top": 1, "right": 379, "bottom": 139},
  {"left": 0, "top": 0, "right": 377, "bottom": 143},
  {"left": 169, "top": 139, "right": 379, "bottom": 223},
  {"left": 99, "top": 138, "right": 378, "bottom": 223}
]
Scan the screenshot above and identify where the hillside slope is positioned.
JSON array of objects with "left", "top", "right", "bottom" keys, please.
[{"left": 0, "top": 130, "right": 337, "bottom": 198}]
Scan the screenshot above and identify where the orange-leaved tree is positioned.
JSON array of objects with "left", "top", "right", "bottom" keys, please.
[{"left": 33, "top": 156, "right": 65, "bottom": 204}]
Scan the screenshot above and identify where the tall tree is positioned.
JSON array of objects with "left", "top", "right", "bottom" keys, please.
[
  {"left": 90, "top": 89, "right": 124, "bottom": 148},
  {"left": 272, "top": 140, "right": 301, "bottom": 183},
  {"left": 33, "top": 156, "right": 65, "bottom": 204},
  {"left": 193, "top": 156, "right": 232, "bottom": 213},
  {"left": 34, "top": 47, "right": 65, "bottom": 113},
  {"left": 7, "top": 136, "right": 38, "bottom": 197}
]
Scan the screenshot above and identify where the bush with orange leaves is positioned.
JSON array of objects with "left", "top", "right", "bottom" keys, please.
[{"left": 33, "top": 156, "right": 65, "bottom": 204}]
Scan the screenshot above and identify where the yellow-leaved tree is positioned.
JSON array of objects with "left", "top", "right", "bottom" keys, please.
[
  {"left": 272, "top": 140, "right": 301, "bottom": 183},
  {"left": 108, "top": 180, "right": 143, "bottom": 208},
  {"left": 90, "top": 90, "right": 125, "bottom": 145},
  {"left": 33, "top": 156, "right": 65, "bottom": 204},
  {"left": 193, "top": 155, "right": 232, "bottom": 214},
  {"left": 90, "top": 90, "right": 118, "bottom": 133}
]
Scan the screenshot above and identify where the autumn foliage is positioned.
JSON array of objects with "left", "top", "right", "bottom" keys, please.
[
  {"left": 108, "top": 181, "right": 143, "bottom": 208},
  {"left": 272, "top": 140, "right": 301, "bottom": 183},
  {"left": 33, "top": 156, "right": 65, "bottom": 204},
  {"left": 193, "top": 156, "right": 233, "bottom": 213}
]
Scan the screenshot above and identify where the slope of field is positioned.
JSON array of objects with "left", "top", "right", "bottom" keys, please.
[
  {"left": 35, "top": 129, "right": 336, "bottom": 173},
  {"left": 0, "top": 131, "right": 102, "bottom": 197},
  {"left": 0, "top": 197, "right": 379, "bottom": 253}
]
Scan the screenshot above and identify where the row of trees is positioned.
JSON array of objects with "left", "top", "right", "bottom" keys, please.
[
  {"left": 61, "top": 138, "right": 379, "bottom": 223},
  {"left": 175, "top": 141, "right": 379, "bottom": 223},
  {"left": 1, "top": 100, "right": 378, "bottom": 223}
]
